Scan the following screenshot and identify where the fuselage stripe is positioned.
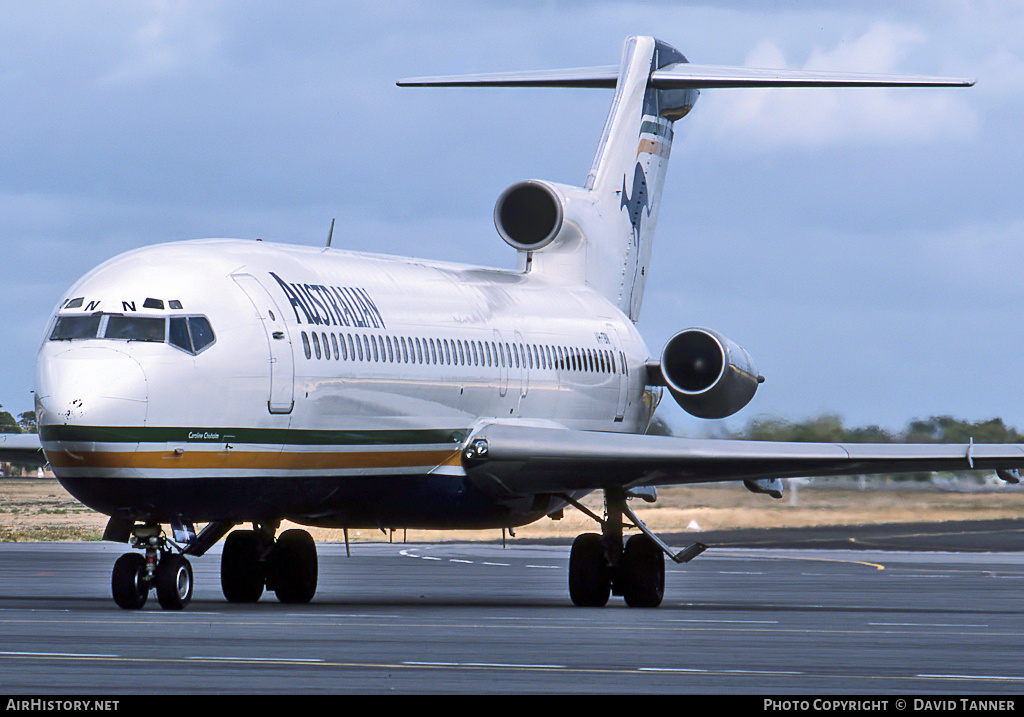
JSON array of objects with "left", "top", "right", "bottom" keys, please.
[
  {"left": 45, "top": 448, "right": 464, "bottom": 471},
  {"left": 40, "top": 425, "right": 468, "bottom": 447}
]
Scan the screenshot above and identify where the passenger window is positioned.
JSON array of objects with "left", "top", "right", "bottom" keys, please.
[
  {"left": 312, "top": 332, "right": 322, "bottom": 359},
  {"left": 331, "top": 334, "right": 339, "bottom": 360},
  {"left": 301, "top": 332, "right": 311, "bottom": 360},
  {"left": 321, "top": 333, "right": 330, "bottom": 360}
]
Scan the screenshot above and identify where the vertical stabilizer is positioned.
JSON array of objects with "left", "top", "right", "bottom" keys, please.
[
  {"left": 582, "top": 37, "right": 696, "bottom": 321},
  {"left": 398, "top": 36, "right": 968, "bottom": 321}
]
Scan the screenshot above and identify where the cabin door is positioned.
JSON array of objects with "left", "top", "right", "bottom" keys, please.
[
  {"left": 232, "top": 274, "right": 295, "bottom": 415},
  {"left": 493, "top": 329, "right": 508, "bottom": 397},
  {"left": 605, "top": 322, "right": 628, "bottom": 423}
]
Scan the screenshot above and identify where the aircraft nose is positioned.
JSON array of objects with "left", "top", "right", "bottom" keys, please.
[{"left": 36, "top": 347, "right": 149, "bottom": 428}]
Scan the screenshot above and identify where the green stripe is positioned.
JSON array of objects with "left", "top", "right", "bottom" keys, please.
[
  {"left": 40, "top": 424, "right": 468, "bottom": 447},
  {"left": 640, "top": 119, "right": 673, "bottom": 140}
]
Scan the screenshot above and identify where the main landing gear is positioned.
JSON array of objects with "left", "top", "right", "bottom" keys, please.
[
  {"left": 107, "top": 519, "right": 318, "bottom": 609},
  {"left": 220, "top": 524, "right": 317, "bottom": 604},
  {"left": 564, "top": 488, "right": 706, "bottom": 608}
]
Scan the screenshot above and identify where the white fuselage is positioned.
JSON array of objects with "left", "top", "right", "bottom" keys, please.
[{"left": 36, "top": 239, "right": 659, "bottom": 530}]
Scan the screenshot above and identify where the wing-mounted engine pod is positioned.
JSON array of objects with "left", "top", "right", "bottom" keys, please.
[
  {"left": 661, "top": 328, "right": 760, "bottom": 419},
  {"left": 494, "top": 180, "right": 564, "bottom": 251}
]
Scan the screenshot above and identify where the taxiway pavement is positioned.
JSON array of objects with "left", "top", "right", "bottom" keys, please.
[{"left": 2, "top": 522, "right": 1024, "bottom": 694}]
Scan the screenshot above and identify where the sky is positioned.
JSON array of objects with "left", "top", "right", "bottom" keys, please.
[{"left": 1, "top": 1, "right": 1022, "bottom": 437}]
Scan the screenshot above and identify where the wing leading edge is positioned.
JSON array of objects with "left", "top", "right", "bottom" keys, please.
[{"left": 461, "top": 423, "right": 1024, "bottom": 496}]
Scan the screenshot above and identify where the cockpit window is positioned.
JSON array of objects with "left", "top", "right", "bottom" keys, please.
[
  {"left": 49, "top": 312, "right": 216, "bottom": 355},
  {"left": 169, "top": 317, "right": 190, "bottom": 352},
  {"left": 50, "top": 315, "right": 102, "bottom": 341},
  {"left": 105, "top": 316, "right": 165, "bottom": 342},
  {"left": 189, "top": 317, "right": 215, "bottom": 353},
  {"left": 168, "top": 316, "right": 216, "bottom": 355}
]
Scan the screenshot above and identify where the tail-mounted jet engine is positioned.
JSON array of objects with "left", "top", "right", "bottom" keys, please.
[
  {"left": 658, "top": 328, "right": 763, "bottom": 419},
  {"left": 494, "top": 180, "right": 564, "bottom": 251}
]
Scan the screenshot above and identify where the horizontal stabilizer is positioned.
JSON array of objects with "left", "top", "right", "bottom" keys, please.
[
  {"left": 397, "top": 65, "right": 620, "bottom": 88},
  {"left": 651, "top": 63, "right": 975, "bottom": 89},
  {"left": 398, "top": 64, "right": 974, "bottom": 89}
]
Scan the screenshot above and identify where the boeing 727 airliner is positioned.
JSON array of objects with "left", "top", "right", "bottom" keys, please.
[{"left": 5, "top": 36, "right": 1022, "bottom": 610}]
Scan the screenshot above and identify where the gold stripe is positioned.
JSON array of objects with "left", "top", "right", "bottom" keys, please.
[
  {"left": 636, "top": 138, "right": 670, "bottom": 158},
  {"left": 47, "top": 448, "right": 463, "bottom": 471}
]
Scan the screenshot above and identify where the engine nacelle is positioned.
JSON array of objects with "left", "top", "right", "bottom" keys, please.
[
  {"left": 660, "top": 328, "right": 761, "bottom": 419},
  {"left": 494, "top": 180, "right": 564, "bottom": 251}
]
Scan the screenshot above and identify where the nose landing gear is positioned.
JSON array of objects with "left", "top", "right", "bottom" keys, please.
[{"left": 110, "top": 524, "right": 194, "bottom": 610}]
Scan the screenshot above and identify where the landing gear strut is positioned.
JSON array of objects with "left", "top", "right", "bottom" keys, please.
[
  {"left": 111, "top": 524, "right": 193, "bottom": 610},
  {"left": 566, "top": 488, "right": 705, "bottom": 608},
  {"left": 107, "top": 520, "right": 318, "bottom": 609}
]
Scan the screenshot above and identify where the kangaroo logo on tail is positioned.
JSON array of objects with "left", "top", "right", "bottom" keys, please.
[{"left": 620, "top": 162, "right": 650, "bottom": 247}]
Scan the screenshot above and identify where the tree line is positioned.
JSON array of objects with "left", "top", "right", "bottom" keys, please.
[
  {"left": 648, "top": 413, "right": 1024, "bottom": 445},
  {"left": 647, "top": 412, "right": 1024, "bottom": 483},
  {"left": 729, "top": 413, "right": 1024, "bottom": 446},
  {"left": 0, "top": 404, "right": 37, "bottom": 434}
]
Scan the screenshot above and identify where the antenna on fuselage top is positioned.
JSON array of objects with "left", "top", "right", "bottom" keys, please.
[{"left": 326, "top": 218, "right": 335, "bottom": 248}]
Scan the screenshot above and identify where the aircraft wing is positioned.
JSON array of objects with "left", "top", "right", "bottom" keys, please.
[
  {"left": 461, "top": 423, "right": 1024, "bottom": 495},
  {"left": 0, "top": 433, "right": 46, "bottom": 468}
]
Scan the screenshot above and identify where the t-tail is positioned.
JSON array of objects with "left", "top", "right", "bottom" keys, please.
[{"left": 399, "top": 36, "right": 973, "bottom": 322}]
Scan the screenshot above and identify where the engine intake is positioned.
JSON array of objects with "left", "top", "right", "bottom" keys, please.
[
  {"left": 660, "top": 328, "right": 761, "bottom": 419},
  {"left": 494, "top": 180, "right": 563, "bottom": 251}
]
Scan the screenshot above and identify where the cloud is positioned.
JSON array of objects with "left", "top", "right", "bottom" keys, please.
[
  {"left": 97, "top": 1, "right": 223, "bottom": 88},
  {"left": 696, "top": 22, "right": 979, "bottom": 151}
]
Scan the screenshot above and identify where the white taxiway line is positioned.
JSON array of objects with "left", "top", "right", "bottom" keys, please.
[{"left": 0, "top": 651, "right": 118, "bottom": 658}]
